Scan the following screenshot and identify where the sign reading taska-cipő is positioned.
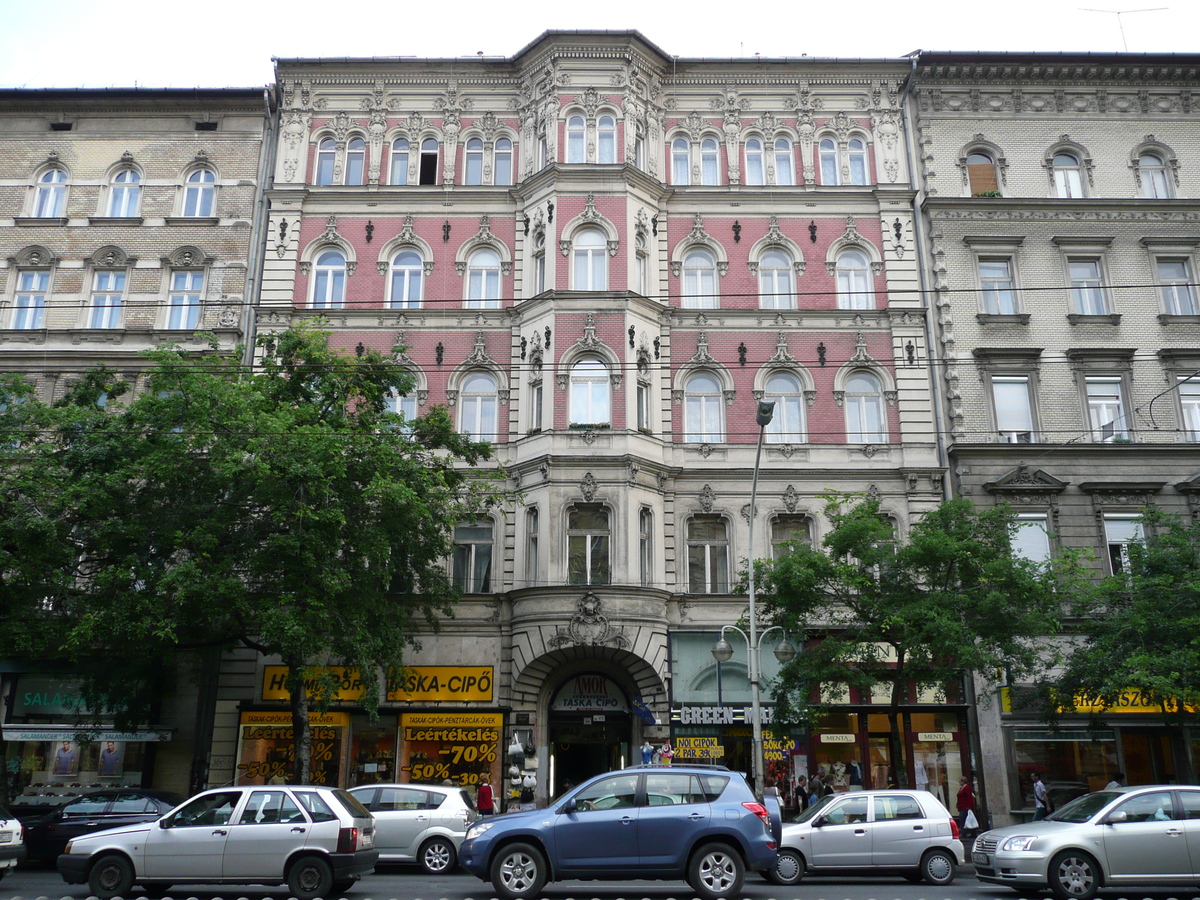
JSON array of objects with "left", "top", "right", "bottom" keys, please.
[{"left": 261, "top": 665, "right": 494, "bottom": 704}]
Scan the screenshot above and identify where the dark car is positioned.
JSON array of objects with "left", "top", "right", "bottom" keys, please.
[
  {"left": 459, "top": 764, "right": 780, "bottom": 900},
  {"left": 25, "top": 789, "right": 184, "bottom": 863}
]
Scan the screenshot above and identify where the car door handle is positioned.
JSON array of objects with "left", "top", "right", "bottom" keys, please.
[
  {"left": 291, "top": 827, "right": 306, "bottom": 833},
  {"left": 855, "top": 829, "right": 867, "bottom": 835},
  {"left": 912, "top": 825, "right": 924, "bottom": 831},
  {"left": 1167, "top": 828, "right": 1184, "bottom": 836},
  {"left": 621, "top": 816, "right": 634, "bottom": 824},
  {"left": 687, "top": 813, "right": 703, "bottom": 821},
  {"left": 212, "top": 829, "right": 227, "bottom": 836}
]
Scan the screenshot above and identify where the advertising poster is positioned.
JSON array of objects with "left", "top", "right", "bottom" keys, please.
[
  {"left": 236, "top": 711, "right": 348, "bottom": 786},
  {"left": 399, "top": 712, "right": 502, "bottom": 789}
]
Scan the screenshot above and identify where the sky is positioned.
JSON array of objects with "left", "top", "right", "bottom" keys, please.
[{"left": 0, "top": 0, "right": 1196, "bottom": 89}]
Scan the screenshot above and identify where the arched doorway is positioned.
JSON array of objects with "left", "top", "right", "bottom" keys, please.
[{"left": 549, "top": 673, "right": 632, "bottom": 795}]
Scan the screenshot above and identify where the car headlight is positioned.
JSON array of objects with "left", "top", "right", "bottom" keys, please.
[
  {"left": 466, "top": 821, "right": 496, "bottom": 839},
  {"left": 1001, "top": 835, "right": 1038, "bottom": 852}
]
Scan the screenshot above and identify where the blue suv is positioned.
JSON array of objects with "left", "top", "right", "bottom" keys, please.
[{"left": 459, "top": 765, "right": 780, "bottom": 900}]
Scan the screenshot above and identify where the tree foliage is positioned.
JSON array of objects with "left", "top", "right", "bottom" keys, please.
[{"left": 762, "top": 494, "right": 1067, "bottom": 787}]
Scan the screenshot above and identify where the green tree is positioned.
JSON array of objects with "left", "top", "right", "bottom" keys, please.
[
  {"left": 1054, "top": 506, "right": 1200, "bottom": 724},
  {"left": 762, "top": 494, "right": 1066, "bottom": 788}
]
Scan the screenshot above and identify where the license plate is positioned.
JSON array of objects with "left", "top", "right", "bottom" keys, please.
[
  {"left": 973, "top": 851, "right": 989, "bottom": 865},
  {"left": 0, "top": 832, "right": 10, "bottom": 844}
]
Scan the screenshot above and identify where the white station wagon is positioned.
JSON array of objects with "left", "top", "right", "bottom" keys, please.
[{"left": 57, "top": 785, "right": 377, "bottom": 900}]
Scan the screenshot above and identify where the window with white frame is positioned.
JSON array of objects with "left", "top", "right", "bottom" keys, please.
[
  {"left": 1139, "top": 153, "right": 1171, "bottom": 199},
  {"left": 771, "top": 516, "right": 812, "bottom": 558},
  {"left": 315, "top": 138, "right": 336, "bottom": 185},
  {"left": 745, "top": 139, "right": 764, "bottom": 186},
  {"left": 390, "top": 139, "right": 409, "bottom": 185},
  {"left": 1103, "top": 514, "right": 1143, "bottom": 575},
  {"left": 384, "top": 390, "right": 418, "bottom": 428},
  {"left": 529, "top": 379, "right": 543, "bottom": 431},
  {"left": 167, "top": 271, "right": 202, "bottom": 330},
  {"left": 183, "top": 168, "right": 215, "bottom": 217},
  {"left": 844, "top": 371, "right": 886, "bottom": 442},
  {"left": 636, "top": 380, "right": 650, "bottom": 431},
  {"left": 533, "top": 233, "right": 546, "bottom": 295},
  {"left": 569, "top": 358, "right": 611, "bottom": 425},
  {"left": 979, "top": 258, "right": 1017, "bottom": 314},
  {"left": 1158, "top": 258, "right": 1197, "bottom": 315},
  {"left": 758, "top": 249, "right": 794, "bottom": 309},
  {"left": 494, "top": 138, "right": 513, "bottom": 186},
  {"left": 459, "top": 371, "right": 498, "bottom": 439},
  {"left": 344, "top": 138, "right": 365, "bottom": 185},
  {"left": 389, "top": 250, "right": 423, "bottom": 308},
  {"left": 992, "top": 375, "right": 1035, "bottom": 443},
  {"left": 1012, "top": 513, "right": 1051, "bottom": 563},
  {"left": 566, "top": 115, "right": 585, "bottom": 163},
  {"left": 466, "top": 248, "right": 501, "bottom": 307},
  {"left": 572, "top": 228, "right": 608, "bottom": 291},
  {"left": 1179, "top": 377, "right": 1200, "bottom": 441},
  {"left": 1085, "top": 377, "right": 1128, "bottom": 442},
  {"left": 836, "top": 249, "right": 872, "bottom": 309},
  {"left": 464, "top": 138, "right": 484, "bottom": 185},
  {"left": 764, "top": 372, "right": 807, "bottom": 443},
  {"left": 1069, "top": 259, "right": 1107, "bottom": 315},
  {"left": 13, "top": 270, "right": 48, "bottom": 329},
  {"left": 108, "top": 169, "right": 140, "bottom": 216},
  {"left": 967, "top": 152, "right": 999, "bottom": 195},
  {"left": 418, "top": 139, "right": 438, "bottom": 185},
  {"left": 538, "top": 132, "right": 548, "bottom": 169},
  {"left": 525, "top": 507, "right": 539, "bottom": 587},
  {"left": 598, "top": 115, "right": 616, "bottom": 164},
  {"left": 34, "top": 168, "right": 67, "bottom": 217},
  {"left": 89, "top": 270, "right": 125, "bottom": 328},
  {"left": 639, "top": 507, "right": 653, "bottom": 587},
  {"left": 684, "top": 372, "right": 724, "bottom": 442},
  {"left": 775, "top": 139, "right": 794, "bottom": 186},
  {"left": 635, "top": 244, "right": 648, "bottom": 296},
  {"left": 567, "top": 504, "right": 610, "bottom": 585},
  {"left": 312, "top": 250, "right": 346, "bottom": 308},
  {"left": 819, "top": 138, "right": 838, "bottom": 184},
  {"left": 682, "top": 249, "right": 718, "bottom": 308},
  {"left": 701, "top": 139, "right": 719, "bottom": 185},
  {"left": 848, "top": 138, "right": 868, "bottom": 185},
  {"left": 687, "top": 516, "right": 729, "bottom": 593},
  {"left": 1052, "top": 153, "right": 1085, "bottom": 198},
  {"left": 672, "top": 138, "right": 691, "bottom": 185},
  {"left": 452, "top": 519, "right": 493, "bottom": 592}
]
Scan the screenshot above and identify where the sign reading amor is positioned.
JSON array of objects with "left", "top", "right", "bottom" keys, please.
[{"left": 551, "top": 675, "right": 629, "bottom": 712}]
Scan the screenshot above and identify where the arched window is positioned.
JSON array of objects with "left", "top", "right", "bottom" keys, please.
[
  {"left": 687, "top": 516, "right": 729, "bottom": 593},
  {"left": 774, "top": 139, "right": 794, "bottom": 186},
  {"left": 312, "top": 250, "right": 346, "bottom": 308},
  {"left": 567, "top": 115, "right": 585, "bottom": 163},
  {"left": 598, "top": 115, "right": 616, "bottom": 164},
  {"left": 845, "top": 371, "right": 886, "bottom": 442},
  {"left": 167, "top": 271, "right": 203, "bottom": 330},
  {"left": 460, "top": 372, "right": 498, "bottom": 439},
  {"left": 684, "top": 372, "right": 724, "bottom": 442},
  {"left": 389, "top": 250, "right": 424, "bottom": 308},
  {"left": 682, "top": 249, "right": 718, "bottom": 309},
  {"left": 568, "top": 504, "right": 610, "bottom": 585},
  {"left": 569, "top": 358, "right": 610, "bottom": 425},
  {"left": 758, "top": 250, "right": 794, "bottom": 309},
  {"left": 572, "top": 228, "right": 608, "bottom": 291},
  {"left": 848, "top": 138, "right": 868, "bottom": 185},
  {"left": 494, "top": 138, "right": 513, "bottom": 186},
  {"left": 701, "top": 138, "right": 719, "bottom": 185},
  {"left": 183, "top": 168, "right": 215, "bottom": 217},
  {"left": 466, "top": 248, "right": 501, "bottom": 308},
  {"left": 967, "top": 152, "right": 999, "bottom": 195},
  {"left": 390, "top": 139, "right": 410, "bottom": 185},
  {"left": 745, "top": 139, "right": 764, "bottom": 186},
  {"left": 1140, "top": 153, "right": 1171, "bottom": 198},
  {"left": 819, "top": 138, "right": 839, "bottom": 184},
  {"left": 1052, "top": 152, "right": 1084, "bottom": 198},
  {"left": 34, "top": 168, "right": 67, "bottom": 217},
  {"left": 344, "top": 137, "right": 365, "bottom": 185},
  {"left": 835, "top": 249, "right": 872, "bottom": 309},
  {"left": 465, "top": 138, "right": 484, "bottom": 185},
  {"left": 764, "top": 372, "right": 806, "bottom": 443},
  {"left": 533, "top": 232, "right": 546, "bottom": 295},
  {"left": 315, "top": 138, "right": 336, "bottom": 185},
  {"left": 108, "top": 169, "right": 140, "bottom": 216},
  {"left": 672, "top": 138, "right": 691, "bottom": 185},
  {"left": 419, "top": 139, "right": 438, "bottom": 185}
]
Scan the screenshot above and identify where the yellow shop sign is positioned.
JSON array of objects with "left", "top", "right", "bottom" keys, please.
[
  {"left": 262, "top": 665, "right": 494, "bottom": 703},
  {"left": 1069, "top": 691, "right": 1195, "bottom": 715}
]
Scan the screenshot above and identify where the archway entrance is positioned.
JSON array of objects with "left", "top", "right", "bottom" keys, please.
[{"left": 548, "top": 673, "right": 631, "bottom": 796}]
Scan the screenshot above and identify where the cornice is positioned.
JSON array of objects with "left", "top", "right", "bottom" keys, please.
[{"left": 924, "top": 198, "right": 1200, "bottom": 222}]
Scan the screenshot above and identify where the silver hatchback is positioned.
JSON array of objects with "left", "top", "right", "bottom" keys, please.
[
  {"left": 974, "top": 785, "right": 1200, "bottom": 900},
  {"left": 348, "top": 783, "right": 478, "bottom": 873}
]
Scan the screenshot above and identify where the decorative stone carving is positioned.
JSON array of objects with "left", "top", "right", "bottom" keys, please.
[
  {"left": 580, "top": 471, "right": 598, "bottom": 501},
  {"left": 699, "top": 484, "right": 716, "bottom": 512},
  {"left": 547, "top": 593, "right": 631, "bottom": 650}
]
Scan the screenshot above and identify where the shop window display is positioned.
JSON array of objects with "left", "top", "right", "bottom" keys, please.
[
  {"left": 236, "top": 711, "right": 347, "bottom": 786},
  {"left": 349, "top": 718, "right": 397, "bottom": 787},
  {"left": 1009, "top": 727, "right": 1119, "bottom": 811}
]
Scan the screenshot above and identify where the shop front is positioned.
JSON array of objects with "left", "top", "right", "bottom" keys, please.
[{"left": 548, "top": 674, "right": 631, "bottom": 796}]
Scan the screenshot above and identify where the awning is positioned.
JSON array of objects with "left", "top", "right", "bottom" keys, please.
[{"left": 2, "top": 725, "right": 171, "bottom": 742}]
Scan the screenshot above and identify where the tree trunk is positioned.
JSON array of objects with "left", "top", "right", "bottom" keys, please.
[
  {"left": 286, "top": 656, "right": 312, "bottom": 785},
  {"left": 889, "top": 670, "right": 909, "bottom": 789}
]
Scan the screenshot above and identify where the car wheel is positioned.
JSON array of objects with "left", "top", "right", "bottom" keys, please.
[
  {"left": 921, "top": 848, "right": 957, "bottom": 886},
  {"left": 768, "top": 847, "right": 805, "bottom": 885},
  {"left": 88, "top": 853, "right": 136, "bottom": 900},
  {"left": 419, "top": 836, "right": 457, "bottom": 874},
  {"left": 330, "top": 877, "right": 358, "bottom": 896},
  {"left": 1048, "top": 850, "right": 1100, "bottom": 900},
  {"left": 287, "top": 855, "right": 334, "bottom": 900},
  {"left": 489, "top": 841, "right": 547, "bottom": 900},
  {"left": 688, "top": 843, "right": 744, "bottom": 900}
]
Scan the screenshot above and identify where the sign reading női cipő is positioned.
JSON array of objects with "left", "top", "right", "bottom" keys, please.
[{"left": 261, "top": 665, "right": 493, "bottom": 703}]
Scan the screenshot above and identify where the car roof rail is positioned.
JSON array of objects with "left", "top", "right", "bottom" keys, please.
[{"left": 623, "top": 763, "right": 731, "bottom": 771}]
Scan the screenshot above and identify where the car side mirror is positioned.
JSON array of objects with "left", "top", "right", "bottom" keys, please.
[
  {"left": 1105, "top": 810, "right": 1127, "bottom": 825},
  {"left": 812, "top": 816, "right": 826, "bottom": 827},
  {"left": 159, "top": 818, "right": 170, "bottom": 829},
  {"left": 561, "top": 798, "right": 577, "bottom": 814}
]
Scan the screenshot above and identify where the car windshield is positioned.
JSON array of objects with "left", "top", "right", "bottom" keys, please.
[
  {"left": 1048, "top": 790, "right": 1119, "bottom": 823},
  {"left": 789, "top": 794, "right": 835, "bottom": 824},
  {"left": 332, "top": 789, "right": 371, "bottom": 819}
]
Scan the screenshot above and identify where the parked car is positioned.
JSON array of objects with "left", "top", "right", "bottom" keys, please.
[
  {"left": 458, "top": 764, "right": 780, "bottom": 900},
  {"left": 348, "top": 782, "right": 478, "bottom": 873},
  {"left": 767, "top": 788, "right": 964, "bottom": 886},
  {"left": 57, "top": 785, "right": 377, "bottom": 900},
  {"left": 973, "top": 785, "right": 1200, "bottom": 900},
  {"left": 0, "top": 805, "right": 26, "bottom": 881},
  {"left": 25, "top": 788, "right": 184, "bottom": 864}
]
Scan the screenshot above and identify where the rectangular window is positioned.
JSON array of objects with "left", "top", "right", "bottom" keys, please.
[
  {"left": 1085, "top": 377, "right": 1128, "bottom": 442},
  {"left": 525, "top": 508, "right": 539, "bottom": 588},
  {"left": 687, "top": 516, "right": 729, "bottom": 594},
  {"left": 1180, "top": 378, "right": 1200, "bottom": 442},
  {"left": 567, "top": 504, "right": 610, "bottom": 586},
  {"left": 771, "top": 517, "right": 812, "bottom": 559},
  {"left": 89, "top": 271, "right": 125, "bottom": 329},
  {"left": 636, "top": 254, "right": 648, "bottom": 296},
  {"left": 636, "top": 382, "right": 650, "bottom": 431},
  {"left": 1069, "top": 259, "right": 1107, "bottom": 315},
  {"left": 529, "top": 381, "right": 543, "bottom": 432},
  {"left": 639, "top": 508, "right": 653, "bottom": 587},
  {"left": 1012, "top": 514, "right": 1051, "bottom": 563},
  {"left": 13, "top": 270, "right": 48, "bottom": 329},
  {"left": 1158, "top": 259, "right": 1197, "bottom": 315},
  {"left": 1103, "top": 515, "right": 1143, "bottom": 575},
  {"left": 452, "top": 521, "right": 493, "bottom": 593},
  {"left": 979, "top": 259, "right": 1017, "bottom": 314},
  {"left": 992, "top": 376, "right": 1035, "bottom": 443},
  {"left": 167, "top": 271, "right": 203, "bottom": 330}
]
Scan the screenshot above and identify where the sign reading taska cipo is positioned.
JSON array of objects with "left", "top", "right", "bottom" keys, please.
[{"left": 261, "top": 665, "right": 494, "bottom": 703}]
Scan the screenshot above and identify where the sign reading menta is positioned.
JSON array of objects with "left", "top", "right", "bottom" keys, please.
[
  {"left": 918, "top": 732, "right": 954, "bottom": 742},
  {"left": 551, "top": 675, "right": 629, "bottom": 712},
  {"left": 820, "top": 733, "right": 857, "bottom": 743},
  {"left": 261, "top": 666, "right": 493, "bottom": 703}
]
